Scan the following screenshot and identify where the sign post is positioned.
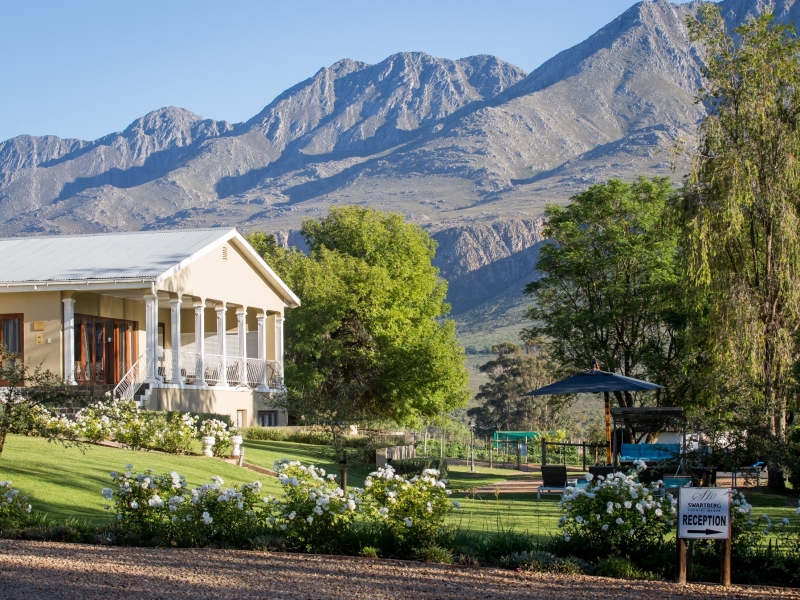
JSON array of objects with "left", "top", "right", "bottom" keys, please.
[{"left": 676, "top": 487, "right": 732, "bottom": 586}]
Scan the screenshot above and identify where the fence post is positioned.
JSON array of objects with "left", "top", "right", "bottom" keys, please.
[
  {"left": 489, "top": 439, "right": 493, "bottom": 468},
  {"left": 541, "top": 438, "right": 547, "bottom": 467},
  {"left": 582, "top": 441, "right": 587, "bottom": 471},
  {"left": 517, "top": 441, "right": 521, "bottom": 470}
]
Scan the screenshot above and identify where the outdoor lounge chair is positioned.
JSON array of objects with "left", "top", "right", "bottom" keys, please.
[
  {"left": 638, "top": 467, "right": 664, "bottom": 485},
  {"left": 734, "top": 461, "right": 765, "bottom": 488},
  {"left": 588, "top": 465, "right": 615, "bottom": 479},
  {"left": 618, "top": 443, "right": 680, "bottom": 464},
  {"left": 537, "top": 465, "right": 568, "bottom": 499}
]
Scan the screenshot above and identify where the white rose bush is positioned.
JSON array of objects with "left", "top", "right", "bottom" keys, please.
[
  {"left": 152, "top": 412, "right": 198, "bottom": 455},
  {"left": 557, "top": 470, "right": 676, "bottom": 557},
  {"left": 99, "top": 459, "right": 459, "bottom": 554},
  {"left": 361, "top": 465, "right": 457, "bottom": 552},
  {"left": 0, "top": 480, "right": 32, "bottom": 530},
  {"left": 199, "top": 418, "right": 235, "bottom": 457},
  {"left": 264, "top": 459, "right": 361, "bottom": 552},
  {"left": 34, "top": 394, "right": 240, "bottom": 456},
  {"left": 103, "top": 466, "right": 264, "bottom": 547}
]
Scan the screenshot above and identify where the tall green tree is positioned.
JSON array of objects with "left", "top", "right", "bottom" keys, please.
[
  {"left": 683, "top": 7, "right": 800, "bottom": 439},
  {"left": 249, "top": 207, "right": 469, "bottom": 434},
  {"left": 467, "top": 342, "right": 572, "bottom": 438},
  {"left": 523, "top": 177, "right": 698, "bottom": 426}
]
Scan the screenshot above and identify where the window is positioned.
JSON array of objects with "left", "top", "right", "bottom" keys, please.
[
  {"left": 257, "top": 410, "right": 278, "bottom": 427},
  {"left": 236, "top": 409, "right": 246, "bottom": 428},
  {"left": 0, "top": 313, "right": 23, "bottom": 368}
]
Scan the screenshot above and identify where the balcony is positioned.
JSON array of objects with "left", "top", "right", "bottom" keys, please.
[{"left": 158, "top": 349, "right": 281, "bottom": 389}]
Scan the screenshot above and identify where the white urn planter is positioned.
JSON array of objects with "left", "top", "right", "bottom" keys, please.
[
  {"left": 231, "top": 435, "right": 243, "bottom": 458},
  {"left": 202, "top": 436, "right": 215, "bottom": 457}
]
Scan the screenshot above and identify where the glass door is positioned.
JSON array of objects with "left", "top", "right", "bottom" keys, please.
[
  {"left": 114, "top": 320, "right": 138, "bottom": 383},
  {"left": 0, "top": 314, "right": 23, "bottom": 383},
  {"left": 74, "top": 315, "right": 109, "bottom": 384}
]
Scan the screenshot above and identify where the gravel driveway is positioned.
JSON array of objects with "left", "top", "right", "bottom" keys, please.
[{"left": 1, "top": 539, "right": 797, "bottom": 599}]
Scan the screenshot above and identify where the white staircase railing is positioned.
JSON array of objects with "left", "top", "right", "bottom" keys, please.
[{"left": 113, "top": 348, "right": 153, "bottom": 401}]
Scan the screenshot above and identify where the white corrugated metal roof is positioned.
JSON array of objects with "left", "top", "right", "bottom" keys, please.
[{"left": 0, "top": 228, "right": 233, "bottom": 283}]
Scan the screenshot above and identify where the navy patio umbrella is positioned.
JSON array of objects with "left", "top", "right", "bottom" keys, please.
[{"left": 525, "top": 364, "right": 663, "bottom": 465}]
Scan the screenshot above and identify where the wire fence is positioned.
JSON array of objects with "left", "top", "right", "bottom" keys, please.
[{"left": 412, "top": 433, "right": 608, "bottom": 470}]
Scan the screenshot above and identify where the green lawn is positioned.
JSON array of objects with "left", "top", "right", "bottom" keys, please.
[
  {"left": 448, "top": 493, "right": 563, "bottom": 539},
  {"left": 446, "top": 464, "right": 529, "bottom": 491},
  {"left": 3, "top": 433, "right": 799, "bottom": 542},
  {"left": 0, "top": 435, "right": 272, "bottom": 522}
]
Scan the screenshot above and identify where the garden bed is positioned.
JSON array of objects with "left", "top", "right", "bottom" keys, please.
[{"left": 1, "top": 539, "right": 796, "bottom": 600}]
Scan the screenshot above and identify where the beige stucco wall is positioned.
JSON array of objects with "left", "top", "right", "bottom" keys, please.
[
  {"left": 149, "top": 387, "right": 287, "bottom": 427},
  {"left": 0, "top": 291, "right": 62, "bottom": 375},
  {"left": 159, "top": 242, "right": 285, "bottom": 317}
]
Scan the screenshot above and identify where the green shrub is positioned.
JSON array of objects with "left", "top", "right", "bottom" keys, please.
[
  {"left": 266, "top": 460, "right": 359, "bottom": 554},
  {"left": 594, "top": 556, "right": 658, "bottom": 580},
  {"left": 499, "top": 550, "right": 590, "bottom": 575},
  {"left": 558, "top": 469, "right": 675, "bottom": 559},
  {"left": 389, "top": 457, "right": 448, "bottom": 478},
  {"left": 415, "top": 545, "right": 453, "bottom": 564},
  {"left": 199, "top": 418, "right": 234, "bottom": 457},
  {"left": 192, "top": 413, "right": 233, "bottom": 429},
  {"left": 359, "top": 546, "right": 380, "bottom": 558},
  {"left": 0, "top": 481, "right": 32, "bottom": 530},
  {"left": 362, "top": 465, "right": 457, "bottom": 554},
  {"left": 102, "top": 465, "right": 265, "bottom": 547},
  {"left": 241, "top": 426, "right": 290, "bottom": 441},
  {"left": 113, "top": 410, "right": 160, "bottom": 451},
  {"left": 153, "top": 412, "right": 198, "bottom": 454}
]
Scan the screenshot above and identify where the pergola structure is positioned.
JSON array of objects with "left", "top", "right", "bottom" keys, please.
[
  {"left": 525, "top": 362, "right": 664, "bottom": 465},
  {"left": 610, "top": 406, "right": 687, "bottom": 472}
]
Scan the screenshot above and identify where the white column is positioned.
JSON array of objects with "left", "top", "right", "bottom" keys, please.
[
  {"left": 216, "top": 305, "right": 228, "bottom": 387},
  {"left": 144, "top": 294, "right": 158, "bottom": 382},
  {"left": 257, "top": 313, "right": 267, "bottom": 388},
  {"left": 256, "top": 314, "right": 266, "bottom": 361},
  {"left": 237, "top": 308, "right": 247, "bottom": 360},
  {"left": 62, "top": 298, "right": 76, "bottom": 384},
  {"left": 170, "top": 298, "right": 182, "bottom": 385},
  {"left": 194, "top": 301, "right": 206, "bottom": 386},
  {"left": 236, "top": 308, "right": 247, "bottom": 386},
  {"left": 276, "top": 315, "right": 284, "bottom": 380}
]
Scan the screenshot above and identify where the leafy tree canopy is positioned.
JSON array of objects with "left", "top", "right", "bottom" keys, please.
[
  {"left": 249, "top": 207, "right": 469, "bottom": 431},
  {"left": 523, "top": 177, "right": 701, "bottom": 416},
  {"left": 467, "top": 342, "right": 572, "bottom": 438},
  {"left": 683, "top": 6, "right": 800, "bottom": 439}
]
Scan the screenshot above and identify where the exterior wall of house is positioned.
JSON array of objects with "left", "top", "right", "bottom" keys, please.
[
  {"left": 0, "top": 291, "right": 62, "bottom": 375},
  {"left": 159, "top": 240, "right": 286, "bottom": 317},
  {"left": 149, "top": 387, "right": 287, "bottom": 427}
]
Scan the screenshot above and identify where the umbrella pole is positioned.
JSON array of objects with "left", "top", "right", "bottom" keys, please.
[{"left": 605, "top": 391, "right": 612, "bottom": 466}]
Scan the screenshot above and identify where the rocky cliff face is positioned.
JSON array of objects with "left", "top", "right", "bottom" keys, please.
[{"left": 0, "top": 0, "right": 789, "bottom": 347}]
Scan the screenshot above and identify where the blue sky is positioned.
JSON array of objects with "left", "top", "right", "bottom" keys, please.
[{"left": 0, "top": 1, "right": 685, "bottom": 142}]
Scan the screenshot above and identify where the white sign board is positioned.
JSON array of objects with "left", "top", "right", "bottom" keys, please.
[{"left": 678, "top": 487, "right": 731, "bottom": 540}]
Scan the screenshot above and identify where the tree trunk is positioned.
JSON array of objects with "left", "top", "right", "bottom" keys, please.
[
  {"left": 768, "top": 466, "right": 785, "bottom": 491},
  {"left": 0, "top": 428, "right": 6, "bottom": 458}
]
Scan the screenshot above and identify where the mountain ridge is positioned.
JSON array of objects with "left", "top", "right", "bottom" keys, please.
[{"left": 0, "top": 0, "right": 792, "bottom": 369}]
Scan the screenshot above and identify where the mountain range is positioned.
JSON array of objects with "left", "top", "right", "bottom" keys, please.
[{"left": 1, "top": 0, "right": 798, "bottom": 387}]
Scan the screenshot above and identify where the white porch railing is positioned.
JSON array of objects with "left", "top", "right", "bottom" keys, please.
[
  {"left": 158, "top": 349, "right": 280, "bottom": 389},
  {"left": 113, "top": 348, "right": 153, "bottom": 400}
]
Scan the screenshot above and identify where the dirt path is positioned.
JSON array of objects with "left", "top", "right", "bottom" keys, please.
[{"left": 0, "top": 540, "right": 796, "bottom": 599}]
